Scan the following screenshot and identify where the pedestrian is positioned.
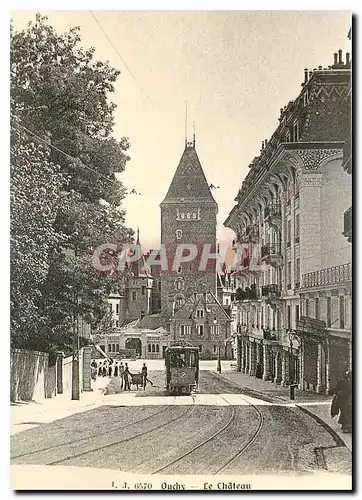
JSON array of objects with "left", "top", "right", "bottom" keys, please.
[
  {"left": 141, "top": 363, "right": 148, "bottom": 390},
  {"left": 332, "top": 370, "right": 352, "bottom": 433},
  {"left": 91, "top": 359, "right": 97, "bottom": 381},
  {"left": 108, "top": 359, "right": 113, "bottom": 377},
  {"left": 119, "top": 362, "right": 125, "bottom": 390},
  {"left": 114, "top": 362, "right": 118, "bottom": 377},
  {"left": 123, "top": 363, "right": 131, "bottom": 390}
]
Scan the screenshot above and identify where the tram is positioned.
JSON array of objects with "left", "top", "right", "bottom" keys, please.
[{"left": 165, "top": 342, "right": 199, "bottom": 395}]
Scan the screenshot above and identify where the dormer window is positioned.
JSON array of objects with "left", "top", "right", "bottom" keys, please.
[{"left": 293, "top": 120, "right": 299, "bottom": 142}]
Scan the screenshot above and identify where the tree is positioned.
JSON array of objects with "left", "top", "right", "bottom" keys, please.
[{"left": 11, "top": 14, "right": 133, "bottom": 354}]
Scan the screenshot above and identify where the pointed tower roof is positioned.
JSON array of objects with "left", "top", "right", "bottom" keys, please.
[{"left": 161, "top": 143, "right": 217, "bottom": 206}]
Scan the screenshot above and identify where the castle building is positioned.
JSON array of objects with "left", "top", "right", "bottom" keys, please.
[
  {"left": 224, "top": 49, "right": 352, "bottom": 393},
  {"left": 160, "top": 136, "right": 218, "bottom": 317}
]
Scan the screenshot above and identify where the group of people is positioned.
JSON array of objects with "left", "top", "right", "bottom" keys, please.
[
  {"left": 90, "top": 359, "right": 152, "bottom": 391},
  {"left": 331, "top": 370, "right": 352, "bottom": 433}
]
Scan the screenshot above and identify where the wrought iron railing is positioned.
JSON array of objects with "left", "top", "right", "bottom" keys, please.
[
  {"left": 235, "top": 286, "right": 259, "bottom": 301},
  {"left": 261, "top": 284, "right": 281, "bottom": 298},
  {"left": 261, "top": 242, "right": 282, "bottom": 258},
  {"left": 264, "top": 204, "right": 282, "bottom": 219},
  {"left": 263, "top": 328, "right": 282, "bottom": 341},
  {"left": 302, "top": 262, "right": 352, "bottom": 288}
]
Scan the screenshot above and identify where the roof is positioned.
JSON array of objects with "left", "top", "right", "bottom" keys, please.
[
  {"left": 173, "top": 292, "right": 231, "bottom": 321},
  {"left": 137, "top": 313, "right": 169, "bottom": 330},
  {"left": 161, "top": 143, "right": 217, "bottom": 206}
]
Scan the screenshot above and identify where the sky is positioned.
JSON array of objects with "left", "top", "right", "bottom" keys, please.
[{"left": 11, "top": 10, "right": 351, "bottom": 251}]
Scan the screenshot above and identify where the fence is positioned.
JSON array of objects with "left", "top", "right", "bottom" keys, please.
[{"left": 10, "top": 347, "right": 91, "bottom": 403}]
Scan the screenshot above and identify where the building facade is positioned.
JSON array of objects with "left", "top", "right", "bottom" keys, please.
[
  {"left": 170, "top": 292, "right": 233, "bottom": 360},
  {"left": 224, "top": 49, "right": 351, "bottom": 393},
  {"left": 160, "top": 137, "right": 218, "bottom": 317}
]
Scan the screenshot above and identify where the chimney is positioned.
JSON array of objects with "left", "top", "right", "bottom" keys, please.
[
  {"left": 346, "top": 52, "right": 350, "bottom": 65},
  {"left": 261, "top": 141, "right": 265, "bottom": 150},
  {"left": 334, "top": 52, "right": 338, "bottom": 66},
  {"left": 318, "top": 65, "right": 323, "bottom": 70},
  {"left": 304, "top": 68, "right": 308, "bottom": 83},
  {"left": 265, "top": 139, "right": 268, "bottom": 146},
  {"left": 309, "top": 70, "right": 313, "bottom": 79},
  {"left": 280, "top": 108, "right": 283, "bottom": 116},
  {"left": 338, "top": 49, "right": 343, "bottom": 65}
]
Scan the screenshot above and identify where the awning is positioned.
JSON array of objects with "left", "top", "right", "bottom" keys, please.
[{"left": 297, "top": 316, "right": 326, "bottom": 336}]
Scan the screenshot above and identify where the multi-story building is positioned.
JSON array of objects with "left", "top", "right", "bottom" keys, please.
[
  {"left": 160, "top": 136, "right": 218, "bottom": 316},
  {"left": 170, "top": 292, "right": 233, "bottom": 360},
  {"left": 224, "top": 49, "right": 351, "bottom": 394}
]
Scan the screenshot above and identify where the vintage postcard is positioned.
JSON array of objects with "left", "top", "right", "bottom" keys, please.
[{"left": 10, "top": 9, "right": 352, "bottom": 491}]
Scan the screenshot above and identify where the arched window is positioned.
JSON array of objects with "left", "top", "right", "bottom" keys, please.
[
  {"left": 148, "top": 344, "right": 151, "bottom": 352},
  {"left": 192, "top": 212, "right": 197, "bottom": 219},
  {"left": 156, "top": 344, "right": 159, "bottom": 353},
  {"left": 187, "top": 213, "right": 191, "bottom": 219},
  {"left": 181, "top": 212, "right": 185, "bottom": 219},
  {"left": 152, "top": 344, "right": 156, "bottom": 353},
  {"left": 116, "top": 344, "right": 119, "bottom": 352}
]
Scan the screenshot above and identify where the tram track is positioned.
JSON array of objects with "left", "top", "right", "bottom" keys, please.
[
  {"left": 11, "top": 406, "right": 169, "bottom": 461},
  {"left": 150, "top": 393, "right": 264, "bottom": 476},
  {"left": 46, "top": 398, "right": 197, "bottom": 466}
]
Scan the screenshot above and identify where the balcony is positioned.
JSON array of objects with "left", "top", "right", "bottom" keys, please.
[
  {"left": 302, "top": 262, "right": 352, "bottom": 289},
  {"left": 263, "top": 328, "right": 282, "bottom": 342},
  {"left": 235, "top": 285, "right": 259, "bottom": 301},
  {"left": 261, "top": 242, "right": 282, "bottom": 266},
  {"left": 261, "top": 284, "right": 281, "bottom": 298},
  {"left": 264, "top": 203, "right": 282, "bottom": 228},
  {"left": 343, "top": 206, "right": 352, "bottom": 243}
]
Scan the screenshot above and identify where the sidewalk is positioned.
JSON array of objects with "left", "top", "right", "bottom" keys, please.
[
  {"left": 214, "top": 369, "right": 352, "bottom": 451},
  {"left": 11, "top": 377, "right": 110, "bottom": 436}
]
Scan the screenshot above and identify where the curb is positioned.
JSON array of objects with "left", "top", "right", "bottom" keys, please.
[
  {"left": 208, "top": 370, "right": 288, "bottom": 404},
  {"left": 296, "top": 404, "right": 351, "bottom": 452}
]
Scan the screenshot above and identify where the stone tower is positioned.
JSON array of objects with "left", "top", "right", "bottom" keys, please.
[{"left": 160, "top": 138, "right": 218, "bottom": 317}]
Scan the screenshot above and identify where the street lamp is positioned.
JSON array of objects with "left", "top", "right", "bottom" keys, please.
[
  {"left": 71, "top": 287, "right": 80, "bottom": 400},
  {"left": 287, "top": 329, "right": 300, "bottom": 400},
  {"left": 214, "top": 318, "right": 221, "bottom": 373}
]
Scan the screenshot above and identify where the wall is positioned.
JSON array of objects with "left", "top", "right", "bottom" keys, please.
[
  {"left": 320, "top": 158, "right": 352, "bottom": 269},
  {"left": 10, "top": 349, "right": 48, "bottom": 402}
]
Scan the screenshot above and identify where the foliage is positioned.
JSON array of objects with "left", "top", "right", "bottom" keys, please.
[{"left": 11, "top": 14, "right": 133, "bottom": 354}]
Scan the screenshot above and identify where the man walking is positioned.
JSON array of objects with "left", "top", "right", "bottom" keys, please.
[
  {"left": 141, "top": 363, "right": 148, "bottom": 390},
  {"left": 123, "top": 363, "right": 131, "bottom": 391},
  {"left": 119, "top": 362, "right": 125, "bottom": 390}
]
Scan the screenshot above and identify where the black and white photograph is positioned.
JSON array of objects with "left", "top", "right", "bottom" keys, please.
[{"left": 9, "top": 8, "right": 352, "bottom": 491}]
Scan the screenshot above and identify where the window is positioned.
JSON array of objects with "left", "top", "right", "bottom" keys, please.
[
  {"left": 199, "top": 345, "right": 202, "bottom": 353},
  {"left": 116, "top": 303, "right": 119, "bottom": 314},
  {"left": 176, "top": 279, "right": 183, "bottom": 290},
  {"left": 152, "top": 344, "right": 155, "bottom": 353},
  {"left": 148, "top": 344, "right": 151, "bottom": 352},
  {"left": 326, "top": 297, "right": 331, "bottom": 327},
  {"left": 315, "top": 298, "right": 320, "bottom": 320},
  {"left": 287, "top": 261, "right": 292, "bottom": 287},
  {"left": 116, "top": 320, "right": 119, "bottom": 328},
  {"left": 295, "top": 258, "right": 300, "bottom": 287},
  {"left": 295, "top": 305, "right": 300, "bottom": 325},
  {"left": 180, "top": 212, "right": 185, "bottom": 219},
  {"left": 176, "top": 229, "right": 182, "bottom": 240},
  {"left": 305, "top": 299, "right": 309, "bottom": 317},
  {"left": 186, "top": 213, "right": 191, "bottom": 219},
  {"left": 339, "top": 296, "right": 345, "bottom": 329},
  {"left": 293, "top": 120, "right": 299, "bottom": 142},
  {"left": 109, "top": 304, "right": 112, "bottom": 313},
  {"left": 287, "top": 306, "right": 291, "bottom": 329},
  {"left": 108, "top": 344, "right": 112, "bottom": 352},
  {"left": 210, "top": 325, "right": 220, "bottom": 336},
  {"left": 132, "top": 291, "right": 137, "bottom": 301},
  {"left": 192, "top": 212, "right": 197, "bottom": 219},
  {"left": 180, "top": 325, "right": 186, "bottom": 336},
  {"left": 156, "top": 344, "right": 159, "bottom": 353},
  {"left": 116, "top": 344, "right": 119, "bottom": 352},
  {"left": 287, "top": 220, "right": 291, "bottom": 245},
  {"left": 213, "top": 345, "right": 217, "bottom": 354},
  {"left": 196, "top": 309, "right": 204, "bottom": 318},
  {"left": 197, "top": 325, "right": 204, "bottom": 336},
  {"left": 142, "top": 286, "right": 146, "bottom": 296},
  {"left": 295, "top": 214, "right": 300, "bottom": 242}
]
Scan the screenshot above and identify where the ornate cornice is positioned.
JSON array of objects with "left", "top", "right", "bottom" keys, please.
[{"left": 294, "top": 148, "right": 343, "bottom": 170}]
